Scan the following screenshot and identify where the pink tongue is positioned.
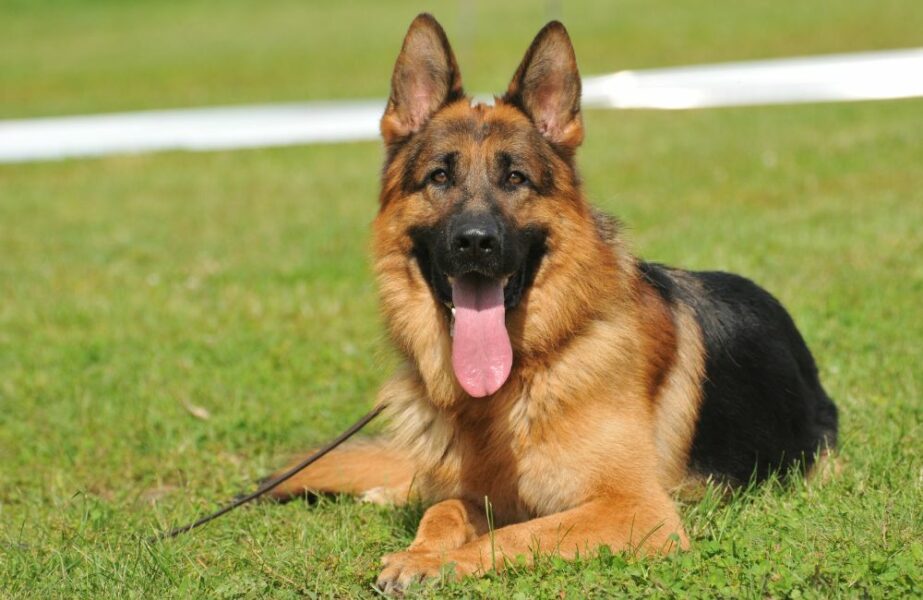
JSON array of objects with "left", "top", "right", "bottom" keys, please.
[{"left": 451, "top": 276, "right": 513, "bottom": 398}]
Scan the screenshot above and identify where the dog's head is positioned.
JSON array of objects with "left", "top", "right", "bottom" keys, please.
[{"left": 373, "top": 14, "right": 620, "bottom": 401}]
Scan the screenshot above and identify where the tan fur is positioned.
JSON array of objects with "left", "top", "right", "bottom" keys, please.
[
  {"left": 274, "top": 16, "right": 712, "bottom": 591},
  {"left": 655, "top": 304, "right": 707, "bottom": 491},
  {"left": 806, "top": 448, "right": 843, "bottom": 487},
  {"left": 265, "top": 439, "right": 416, "bottom": 504}
]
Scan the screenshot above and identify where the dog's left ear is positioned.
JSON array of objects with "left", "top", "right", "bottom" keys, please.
[{"left": 504, "top": 22, "right": 583, "bottom": 150}]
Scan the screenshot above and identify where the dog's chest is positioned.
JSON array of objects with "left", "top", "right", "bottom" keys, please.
[
  {"left": 512, "top": 439, "right": 593, "bottom": 517},
  {"left": 451, "top": 398, "right": 596, "bottom": 521}
]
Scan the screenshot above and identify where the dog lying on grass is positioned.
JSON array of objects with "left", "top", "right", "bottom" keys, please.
[{"left": 267, "top": 14, "right": 838, "bottom": 593}]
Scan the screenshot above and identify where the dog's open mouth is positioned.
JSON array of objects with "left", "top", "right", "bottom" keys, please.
[{"left": 449, "top": 274, "right": 513, "bottom": 397}]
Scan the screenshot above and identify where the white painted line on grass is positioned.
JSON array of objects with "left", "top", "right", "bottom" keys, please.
[
  {"left": 0, "top": 101, "right": 385, "bottom": 164},
  {"left": 581, "top": 48, "right": 923, "bottom": 110},
  {"left": 1, "top": 48, "right": 921, "bottom": 164}
]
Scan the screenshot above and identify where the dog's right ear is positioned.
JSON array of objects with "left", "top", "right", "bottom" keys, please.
[{"left": 381, "top": 14, "right": 464, "bottom": 145}]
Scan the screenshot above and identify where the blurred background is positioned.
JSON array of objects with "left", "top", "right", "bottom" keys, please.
[
  {"left": 3, "top": 0, "right": 923, "bottom": 116},
  {"left": 1, "top": 1, "right": 921, "bottom": 597}
]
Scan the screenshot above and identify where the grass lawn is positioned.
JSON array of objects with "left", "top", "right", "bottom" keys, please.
[{"left": 1, "top": 1, "right": 921, "bottom": 597}]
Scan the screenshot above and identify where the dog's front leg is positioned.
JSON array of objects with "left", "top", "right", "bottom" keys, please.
[
  {"left": 377, "top": 498, "right": 488, "bottom": 591},
  {"left": 405, "top": 498, "right": 490, "bottom": 553},
  {"left": 376, "top": 492, "right": 686, "bottom": 592}
]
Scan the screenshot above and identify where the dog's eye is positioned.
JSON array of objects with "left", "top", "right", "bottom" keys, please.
[
  {"left": 507, "top": 171, "right": 527, "bottom": 186},
  {"left": 430, "top": 169, "right": 449, "bottom": 185}
]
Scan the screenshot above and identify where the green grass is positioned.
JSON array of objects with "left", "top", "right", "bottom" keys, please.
[
  {"left": 3, "top": 0, "right": 923, "bottom": 117},
  {"left": 1, "top": 1, "right": 922, "bottom": 597}
]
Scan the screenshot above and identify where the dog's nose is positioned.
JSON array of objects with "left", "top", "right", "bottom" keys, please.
[
  {"left": 446, "top": 213, "right": 504, "bottom": 274},
  {"left": 453, "top": 226, "right": 498, "bottom": 257}
]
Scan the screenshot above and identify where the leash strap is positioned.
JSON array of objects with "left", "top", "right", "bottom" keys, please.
[{"left": 152, "top": 405, "right": 384, "bottom": 542}]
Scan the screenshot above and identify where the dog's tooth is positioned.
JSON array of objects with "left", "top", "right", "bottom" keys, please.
[{"left": 450, "top": 307, "right": 456, "bottom": 337}]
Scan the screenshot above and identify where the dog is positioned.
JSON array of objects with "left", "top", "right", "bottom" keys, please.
[{"left": 267, "top": 14, "right": 838, "bottom": 592}]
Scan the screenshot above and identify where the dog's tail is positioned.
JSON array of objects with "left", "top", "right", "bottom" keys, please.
[{"left": 262, "top": 438, "right": 417, "bottom": 505}]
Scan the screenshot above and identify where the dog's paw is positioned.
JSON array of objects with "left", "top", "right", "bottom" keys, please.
[
  {"left": 358, "top": 486, "right": 396, "bottom": 505},
  {"left": 376, "top": 550, "right": 441, "bottom": 595},
  {"left": 375, "top": 550, "right": 478, "bottom": 594}
]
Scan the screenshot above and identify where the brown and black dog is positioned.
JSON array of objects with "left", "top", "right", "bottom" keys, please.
[{"left": 268, "top": 14, "right": 838, "bottom": 592}]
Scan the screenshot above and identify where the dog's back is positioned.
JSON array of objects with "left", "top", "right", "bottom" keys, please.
[{"left": 641, "top": 262, "right": 838, "bottom": 485}]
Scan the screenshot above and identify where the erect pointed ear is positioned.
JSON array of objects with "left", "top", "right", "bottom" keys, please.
[
  {"left": 380, "top": 14, "right": 464, "bottom": 145},
  {"left": 503, "top": 21, "right": 583, "bottom": 150}
]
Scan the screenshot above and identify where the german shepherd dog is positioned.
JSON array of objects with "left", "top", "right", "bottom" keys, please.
[{"left": 268, "top": 14, "right": 838, "bottom": 592}]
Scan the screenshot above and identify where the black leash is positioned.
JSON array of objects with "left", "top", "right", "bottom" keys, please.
[{"left": 151, "top": 405, "right": 384, "bottom": 542}]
